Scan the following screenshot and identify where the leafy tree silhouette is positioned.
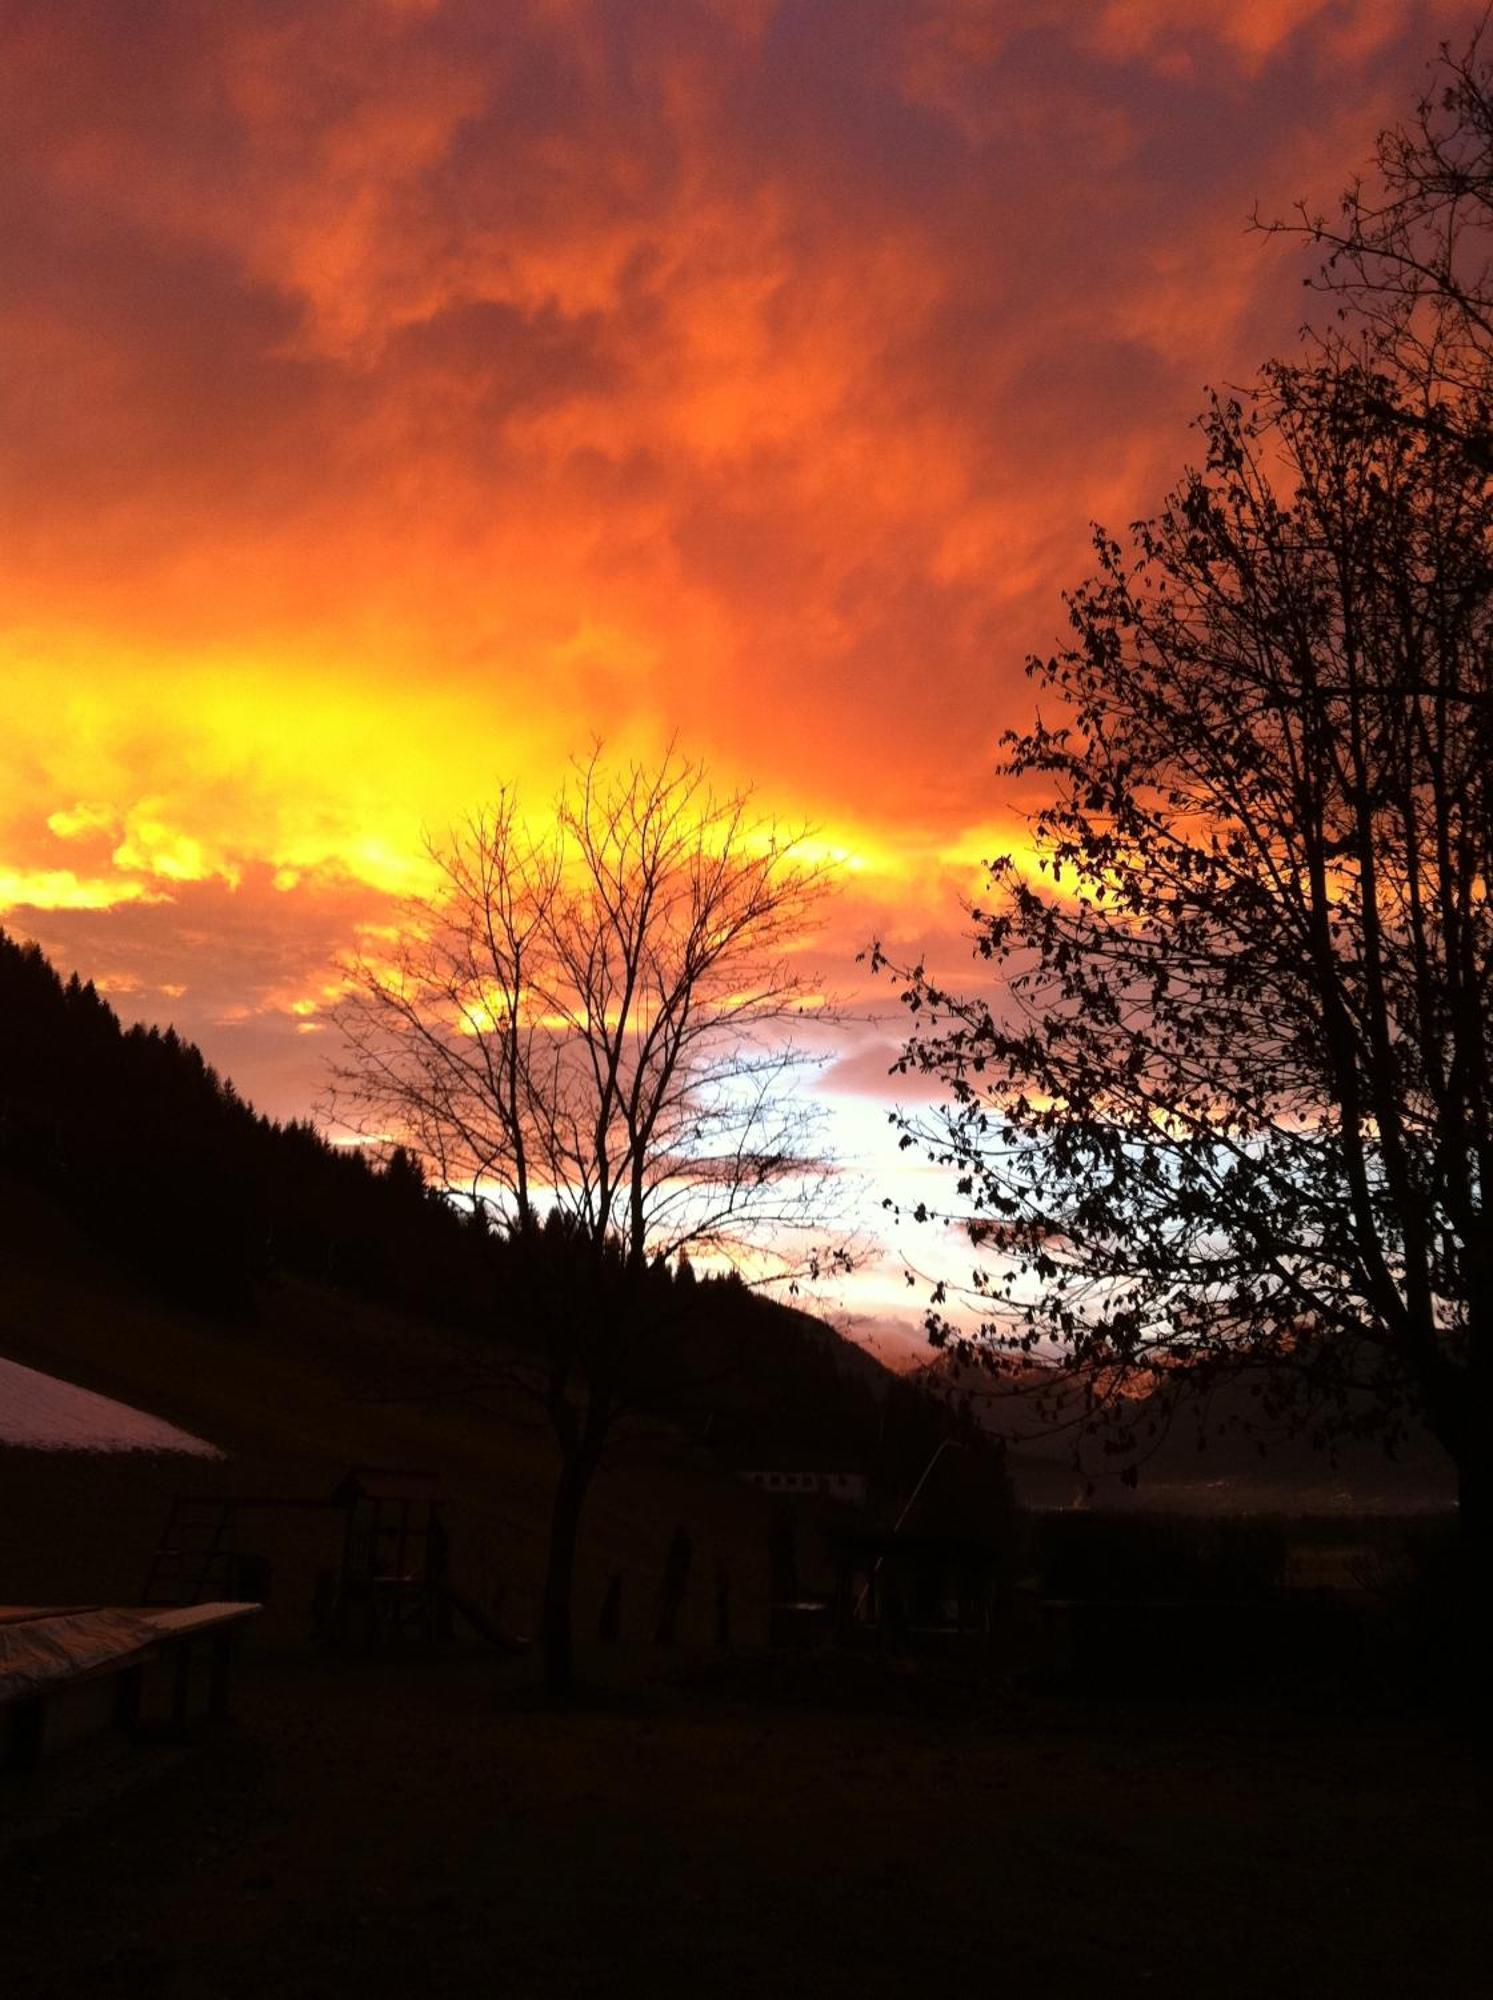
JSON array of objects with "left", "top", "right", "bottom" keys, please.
[{"left": 879, "top": 356, "right": 1491, "bottom": 1601}]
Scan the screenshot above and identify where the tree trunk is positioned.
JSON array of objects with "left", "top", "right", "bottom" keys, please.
[
  {"left": 1456, "top": 1447, "right": 1490, "bottom": 1639},
  {"left": 1458, "top": 1452, "right": 1486, "bottom": 1562},
  {"left": 541, "top": 1457, "right": 590, "bottom": 1702}
]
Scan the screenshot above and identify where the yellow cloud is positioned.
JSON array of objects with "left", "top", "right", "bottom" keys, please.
[
  {"left": 46, "top": 800, "right": 120, "bottom": 841},
  {"left": 0, "top": 868, "right": 161, "bottom": 913},
  {"left": 112, "top": 812, "right": 239, "bottom": 887}
]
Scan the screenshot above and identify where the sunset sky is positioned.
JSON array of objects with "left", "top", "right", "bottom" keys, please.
[{"left": 2, "top": 0, "right": 1472, "bottom": 1344}]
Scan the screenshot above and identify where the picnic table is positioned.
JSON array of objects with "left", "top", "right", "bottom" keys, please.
[{"left": 0, "top": 1600, "right": 259, "bottom": 1772}]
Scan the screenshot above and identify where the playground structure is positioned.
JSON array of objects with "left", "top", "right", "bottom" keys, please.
[
  {"left": 143, "top": 1466, "right": 516, "bottom": 1651},
  {"left": 826, "top": 1521, "right": 1012, "bottom": 1650},
  {"left": 321, "top": 1466, "right": 448, "bottom": 1648},
  {"left": 768, "top": 1440, "right": 1019, "bottom": 1655}
]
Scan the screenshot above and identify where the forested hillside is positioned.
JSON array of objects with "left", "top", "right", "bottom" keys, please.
[
  {"left": 0, "top": 930, "right": 989, "bottom": 1485},
  {"left": 0, "top": 930, "right": 493, "bottom": 1322}
]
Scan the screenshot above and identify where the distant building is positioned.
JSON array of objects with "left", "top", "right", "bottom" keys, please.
[{"left": 739, "top": 1466, "right": 870, "bottom": 1506}]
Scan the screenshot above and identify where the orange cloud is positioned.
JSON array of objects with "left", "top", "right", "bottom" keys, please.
[{"left": 0, "top": 0, "right": 1466, "bottom": 1175}]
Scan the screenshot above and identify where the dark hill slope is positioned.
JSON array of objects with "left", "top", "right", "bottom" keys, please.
[
  {"left": 0, "top": 1171, "right": 772, "bottom": 1643},
  {"left": 0, "top": 928, "right": 493, "bottom": 1324},
  {"left": 0, "top": 929, "right": 912, "bottom": 1441},
  {"left": 0, "top": 932, "right": 998, "bottom": 1635},
  {"left": 923, "top": 1353, "right": 1454, "bottom": 1513}
]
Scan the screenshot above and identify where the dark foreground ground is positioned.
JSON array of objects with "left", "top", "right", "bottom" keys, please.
[{"left": 3, "top": 1646, "right": 1489, "bottom": 1999}]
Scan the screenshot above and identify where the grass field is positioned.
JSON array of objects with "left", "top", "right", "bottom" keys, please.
[
  {"left": 4, "top": 1645, "right": 1489, "bottom": 1999},
  {"left": 4, "top": 1178, "right": 1487, "bottom": 1997}
]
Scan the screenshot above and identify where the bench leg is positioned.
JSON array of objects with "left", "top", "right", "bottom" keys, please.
[
  {"left": 208, "top": 1630, "right": 234, "bottom": 1723},
  {"left": 114, "top": 1663, "right": 144, "bottom": 1737},
  {"left": 10, "top": 1695, "right": 46, "bottom": 1773},
  {"left": 170, "top": 1639, "right": 193, "bottom": 1732}
]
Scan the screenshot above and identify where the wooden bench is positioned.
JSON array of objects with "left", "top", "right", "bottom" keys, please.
[{"left": 1, "top": 1601, "right": 259, "bottom": 1772}]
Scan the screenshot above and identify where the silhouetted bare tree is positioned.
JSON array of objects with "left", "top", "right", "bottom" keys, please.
[
  {"left": 329, "top": 748, "right": 839, "bottom": 1694},
  {"left": 879, "top": 359, "right": 1492, "bottom": 1587}
]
